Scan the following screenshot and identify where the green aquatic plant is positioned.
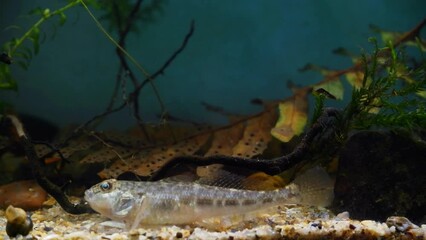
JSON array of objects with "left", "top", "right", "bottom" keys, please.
[
  {"left": 0, "top": 1, "right": 79, "bottom": 91},
  {"left": 0, "top": 0, "right": 168, "bottom": 116},
  {"left": 340, "top": 38, "right": 426, "bottom": 136},
  {"left": 0, "top": 1, "right": 80, "bottom": 114}
]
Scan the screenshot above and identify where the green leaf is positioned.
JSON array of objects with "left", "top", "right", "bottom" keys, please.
[
  {"left": 16, "top": 60, "right": 29, "bottom": 70},
  {"left": 416, "top": 90, "right": 426, "bottom": 98},
  {"left": 28, "top": 7, "right": 43, "bottom": 16},
  {"left": 3, "top": 25, "right": 21, "bottom": 31},
  {"left": 59, "top": 12, "right": 67, "bottom": 26},
  {"left": 314, "top": 79, "right": 344, "bottom": 100},
  {"left": 2, "top": 38, "right": 17, "bottom": 53},
  {"left": 15, "top": 46, "right": 33, "bottom": 61},
  {"left": 0, "top": 65, "right": 18, "bottom": 91},
  {"left": 29, "top": 27, "right": 41, "bottom": 54},
  {"left": 22, "top": 46, "right": 33, "bottom": 60}
]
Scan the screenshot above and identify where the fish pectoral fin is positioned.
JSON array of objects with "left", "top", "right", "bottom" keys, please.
[
  {"left": 115, "top": 193, "right": 136, "bottom": 217},
  {"left": 129, "top": 196, "right": 151, "bottom": 230},
  {"left": 99, "top": 220, "right": 126, "bottom": 229}
]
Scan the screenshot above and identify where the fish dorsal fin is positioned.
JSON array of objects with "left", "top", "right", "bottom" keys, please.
[
  {"left": 196, "top": 165, "right": 287, "bottom": 190},
  {"left": 160, "top": 172, "right": 198, "bottom": 183},
  {"left": 159, "top": 164, "right": 253, "bottom": 189},
  {"left": 159, "top": 164, "right": 288, "bottom": 191},
  {"left": 196, "top": 166, "right": 247, "bottom": 189}
]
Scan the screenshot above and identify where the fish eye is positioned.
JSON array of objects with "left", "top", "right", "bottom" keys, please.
[{"left": 100, "top": 181, "right": 112, "bottom": 191}]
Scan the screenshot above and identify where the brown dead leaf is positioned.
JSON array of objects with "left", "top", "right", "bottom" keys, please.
[
  {"left": 204, "top": 122, "right": 244, "bottom": 156},
  {"left": 80, "top": 146, "right": 135, "bottom": 163},
  {"left": 345, "top": 70, "right": 365, "bottom": 89},
  {"left": 232, "top": 108, "right": 278, "bottom": 158},
  {"left": 98, "top": 133, "right": 210, "bottom": 178},
  {"left": 198, "top": 123, "right": 244, "bottom": 180}
]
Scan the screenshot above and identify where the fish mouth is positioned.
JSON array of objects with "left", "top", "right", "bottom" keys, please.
[{"left": 84, "top": 190, "right": 93, "bottom": 202}]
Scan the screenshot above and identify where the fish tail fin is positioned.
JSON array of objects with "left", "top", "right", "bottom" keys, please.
[{"left": 292, "top": 166, "right": 335, "bottom": 207}]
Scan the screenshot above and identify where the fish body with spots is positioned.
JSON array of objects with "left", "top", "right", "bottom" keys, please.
[{"left": 84, "top": 179, "right": 301, "bottom": 229}]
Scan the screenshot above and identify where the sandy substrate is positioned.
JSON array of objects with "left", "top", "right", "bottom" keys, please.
[{"left": 0, "top": 202, "right": 424, "bottom": 240}]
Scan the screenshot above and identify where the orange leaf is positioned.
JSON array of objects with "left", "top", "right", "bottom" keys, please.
[{"left": 44, "top": 156, "right": 61, "bottom": 165}]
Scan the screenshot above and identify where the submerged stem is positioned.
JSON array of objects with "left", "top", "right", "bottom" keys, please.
[{"left": 9, "top": 0, "right": 80, "bottom": 56}]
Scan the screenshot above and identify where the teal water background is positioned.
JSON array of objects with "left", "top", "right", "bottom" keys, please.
[{"left": 1, "top": 0, "right": 425, "bottom": 129}]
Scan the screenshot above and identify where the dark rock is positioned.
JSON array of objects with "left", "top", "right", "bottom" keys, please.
[{"left": 332, "top": 130, "right": 426, "bottom": 223}]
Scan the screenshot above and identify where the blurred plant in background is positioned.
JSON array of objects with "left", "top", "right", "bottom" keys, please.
[{"left": 0, "top": 0, "right": 167, "bottom": 112}]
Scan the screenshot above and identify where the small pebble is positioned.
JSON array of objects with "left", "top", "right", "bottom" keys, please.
[
  {"left": 386, "top": 216, "right": 418, "bottom": 232},
  {"left": 0, "top": 180, "right": 47, "bottom": 210},
  {"left": 43, "top": 226, "right": 53, "bottom": 232},
  {"left": 335, "top": 211, "right": 350, "bottom": 221}
]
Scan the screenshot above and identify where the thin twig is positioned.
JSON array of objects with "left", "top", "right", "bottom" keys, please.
[
  {"left": 62, "top": 19, "right": 196, "bottom": 144},
  {"left": 106, "top": 66, "right": 125, "bottom": 111},
  {"left": 80, "top": 0, "right": 167, "bottom": 117},
  {"left": 138, "top": 20, "right": 195, "bottom": 90},
  {"left": 118, "top": 0, "right": 144, "bottom": 44}
]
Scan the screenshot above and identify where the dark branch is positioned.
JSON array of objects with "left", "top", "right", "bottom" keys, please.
[
  {"left": 31, "top": 140, "right": 70, "bottom": 164},
  {"left": 119, "top": 0, "right": 144, "bottom": 42},
  {"left": 105, "top": 66, "right": 125, "bottom": 111},
  {"left": 138, "top": 20, "right": 195, "bottom": 90},
  {"left": 65, "top": 19, "right": 196, "bottom": 144},
  {"left": 149, "top": 108, "right": 341, "bottom": 181},
  {"left": 113, "top": 0, "right": 143, "bottom": 88},
  {"left": 394, "top": 18, "right": 426, "bottom": 47}
]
